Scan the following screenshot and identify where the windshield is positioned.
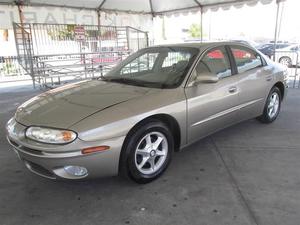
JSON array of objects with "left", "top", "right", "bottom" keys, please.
[{"left": 101, "top": 47, "right": 199, "bottom": 88}]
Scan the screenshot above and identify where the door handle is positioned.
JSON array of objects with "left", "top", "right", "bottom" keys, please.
[{"left": 228, "top": 86, "right": 237, "bottom": 93}]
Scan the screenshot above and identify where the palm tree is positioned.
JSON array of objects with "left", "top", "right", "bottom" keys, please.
[{"left": 188, "top": 23, "right": 202, "bottom": 38}]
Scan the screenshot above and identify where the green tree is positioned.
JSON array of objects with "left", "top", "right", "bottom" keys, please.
[{"left": 188, "top": 23, "right": 202, "bottom": 38}]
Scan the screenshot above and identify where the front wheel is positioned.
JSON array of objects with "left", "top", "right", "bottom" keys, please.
[
  {"left": 257, "top": 87, "right": 281, "bottom": 123},
  {"left": 120, "top": 120, "right": 174, "bottom": 183}
]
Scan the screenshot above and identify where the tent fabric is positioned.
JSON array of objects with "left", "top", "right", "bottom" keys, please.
[{"left": 0, "top": 0, "right": 275, "bottom": 14}]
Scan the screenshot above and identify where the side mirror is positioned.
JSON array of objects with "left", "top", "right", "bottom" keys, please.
[{"left": 191, "top": 72, "right": 219, "bottom": 86}]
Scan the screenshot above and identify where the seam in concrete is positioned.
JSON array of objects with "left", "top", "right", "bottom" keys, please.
[
  {"left": 209, "top": 137, "right": 260, "bottom": 225},
  {"left": 215, "top": 146, "right": 300, "bottom": 151}
]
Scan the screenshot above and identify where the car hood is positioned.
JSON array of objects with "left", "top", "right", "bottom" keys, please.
[{"left": 15, "top": 80, "right": 152, "bottom": 128}]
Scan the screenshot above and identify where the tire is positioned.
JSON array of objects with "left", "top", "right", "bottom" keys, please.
[
  {"left": 279, "top": 56, "right": 292, "bottom": 67},
  {"left": 257, "top": 87, "right": 281, "bottom": 123},
  {"left": 119, "top": 120, "right": 174, "bottom": 183}
]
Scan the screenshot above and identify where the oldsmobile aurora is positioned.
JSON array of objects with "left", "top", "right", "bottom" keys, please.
[{"left": 6, "top": 42, "right": 287, "bottom": 183}]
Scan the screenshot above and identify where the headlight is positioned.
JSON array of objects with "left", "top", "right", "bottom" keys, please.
[{"left": 25, "top": 127, "right": 77, "bottom": 144}]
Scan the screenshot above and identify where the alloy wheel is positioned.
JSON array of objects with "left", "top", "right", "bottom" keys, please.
[
  {"left": 134, "top": 131, "right": 168, "bottom": 175},
  {"left": 268, "top": 92, "right": 280, "bottom": 119}
]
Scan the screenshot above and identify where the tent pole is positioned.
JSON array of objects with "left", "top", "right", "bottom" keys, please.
[
  {"left": 97, "top": 10, "right": 101, "bottom": 27},
  {"left": 277, "top": 1, "right": 284, "bottom": 41},
  {"left": 97, "top": 10, "right": 102, "bottom": 54},
  {"left": 200, "top": 8, "right": 203, "bottom": 42},
  {"left": 273, "top": 0, "right": 281, "bottom": 61}
]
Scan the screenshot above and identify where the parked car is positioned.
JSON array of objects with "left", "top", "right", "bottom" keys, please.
[
  {"left": 6, "top": 42, "right": 287, "bottom": 183},
  {"left": 258, "top": 43, "right": 290, "bottom": 58},
  {"left": 275, "top": 44, "right": 300, "bottom": 67}
]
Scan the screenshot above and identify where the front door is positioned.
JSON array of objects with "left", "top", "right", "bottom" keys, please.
[{"left": 185, "top": 46, "right": 240, "bottom": 143}]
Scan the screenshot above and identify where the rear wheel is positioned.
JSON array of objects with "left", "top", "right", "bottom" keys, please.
[
  {"left": 257, "top": 87, "right": 281, "bottom": 123},
  {"left": 120, "top": 120, "right": 174, "bottom": 183},
  {"left": 279, "top": 56, "right": 292, "bottom": 67}
]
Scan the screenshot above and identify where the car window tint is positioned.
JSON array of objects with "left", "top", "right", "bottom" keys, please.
[
  {"left": 196, "top": 47, "right": 232, "bottom": 79},
  {"left": 121, "top": 53, "right": 159, "bottom": 74},
  {"left": 231, "top": 46, "right": 263, "bottom": 73}
]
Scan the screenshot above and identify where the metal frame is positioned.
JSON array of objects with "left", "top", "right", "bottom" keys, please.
[
  {"left": 1, "top": 0, "right": 287, "bottom": 89},
  {"left": 13, "top": 22, "right": 149, "bottom": 88},
  {"left": 0, "top": 0, "right": 276, "bottom": 15},
  {"left": 13, "top": 22, "right": 35, "bottom": 87}
]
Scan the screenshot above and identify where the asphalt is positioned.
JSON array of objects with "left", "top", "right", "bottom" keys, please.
[{"left": 0, "top": 85, "right": 300, "bottom": 225}]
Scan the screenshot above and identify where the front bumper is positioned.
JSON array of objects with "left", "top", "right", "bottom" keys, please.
[{"left": 6, "top": 119, "right": 125, "bottom": 180}]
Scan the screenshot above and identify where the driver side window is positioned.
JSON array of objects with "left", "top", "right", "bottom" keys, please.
[{"left": 195, "top": 47, "right": 232, "bottom": 79}]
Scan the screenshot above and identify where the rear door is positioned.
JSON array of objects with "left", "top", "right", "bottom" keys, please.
[
  {"left": 228, "top": 45, "right": 273, "bottom": 121},
  {"left": 185, "top": 46, "right": 240, "bottom": 143}
]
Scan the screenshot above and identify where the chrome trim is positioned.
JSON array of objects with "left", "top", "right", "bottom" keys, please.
[{"left": 192, "top": 98, "right": 263, "bottom": 127}]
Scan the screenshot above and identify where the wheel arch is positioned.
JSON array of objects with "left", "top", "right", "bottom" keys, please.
[
  {"left": 274, "top": 81, "right": 285, "bottom": 100},
  {"left": 126, "top": 114, "right": 181, "bottom": 151},
  {"left": 118, "top": 113, "right": 181, "bottom": 175},
  {"left": 279, "top": 56, "right": 292, "bottom": 65}
]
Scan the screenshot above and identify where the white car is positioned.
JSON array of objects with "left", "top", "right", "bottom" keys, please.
[{"left": 275, "top": 44, "right": 300, "bottom": 67}]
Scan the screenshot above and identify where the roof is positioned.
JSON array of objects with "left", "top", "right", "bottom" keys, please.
[
  {"left": 0, "top": 0, "right": 275, "bottom": 14},
  {"left": 150, "top": 41, "right": 255, "bottom": 49}
]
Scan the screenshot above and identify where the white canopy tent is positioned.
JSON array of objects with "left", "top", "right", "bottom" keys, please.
[
  {"left": 0, "top": 0, "right": 286, "bottom": 55},
  {"left": 0, "top": 0, "right": 287, "bottom": 88},
  {"left": 0, "top": 0, "right": 278, "bottom": 14}
]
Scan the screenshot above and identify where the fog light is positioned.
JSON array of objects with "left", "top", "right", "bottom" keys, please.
[{"left": 64, "top": 166, "right": 88, "bottom": 177}]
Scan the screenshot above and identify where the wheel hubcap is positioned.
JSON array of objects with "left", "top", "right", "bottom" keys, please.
[
  {"left": 280, "top": 58, "right": 290, "bottom": 67},
  {"left": 268, "top": 92, "right": 280, "bottom": 119},
  {"left": 150, "top": 150, "right": 156, "bottom": 157},
  {"left": 135, "top": 131, "right": 168, "bottom": 175}
]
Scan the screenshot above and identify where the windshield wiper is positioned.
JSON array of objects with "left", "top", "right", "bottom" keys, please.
[
  {"left": 100, "top": 76, "right": 167, "bottom": 88},
  {"left": 103, "top": 77, "right": 148, "bottom": 87}
]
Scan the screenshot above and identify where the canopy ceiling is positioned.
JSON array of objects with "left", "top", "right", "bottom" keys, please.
[{"left": 0, "top": 0, "right": 275, "bottom": 14}]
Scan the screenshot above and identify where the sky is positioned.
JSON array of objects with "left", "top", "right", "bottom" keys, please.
[{"left": 153, "top": 0, "right": 300, "bottom": 44}]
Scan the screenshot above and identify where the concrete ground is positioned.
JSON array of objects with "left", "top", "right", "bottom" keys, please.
[{"left": 0, "top": 86, "right": 300, "bottom": 225}]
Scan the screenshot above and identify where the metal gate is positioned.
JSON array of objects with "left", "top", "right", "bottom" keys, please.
[
  {"left": 13, "top": 23, "right": 35, "bottom": 85},
  {"left": 13, "top": 23, "right": 148, "bottom": 88}
]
